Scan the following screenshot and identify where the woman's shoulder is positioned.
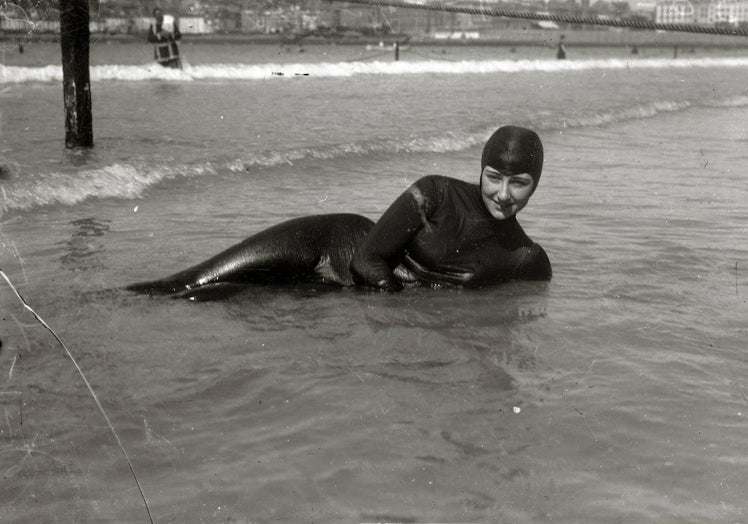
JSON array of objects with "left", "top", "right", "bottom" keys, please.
[
  {"left": 410, "top": 175, "right": 474, "bottom": 206},
  {"left": 414, "top": 174, "right": 467, "bottom": 184},
  {"left": 413, "top": 175, "right": 475, "bottom": 193}
]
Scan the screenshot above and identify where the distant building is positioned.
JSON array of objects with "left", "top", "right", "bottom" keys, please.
[
  {"left": 179, "top": 17, "right": 213, "bottom": 34},
  {"left": 240, "top": 7, "right": 316, "bottom": 34},
  {"left": 0, "top": 16, "right": 60, "bottom": 32},
  {"left": 630, "top": 0, "right": 658, "bottom": 17},
  {"left": 89, "top": 17, "right": 130, "bottom": 34},
  {"left": 433, "top": 30, "right": 481, "bottom": 39},
  {"left": 693, "top": 0, "right": 747, "bottom": 26},
  {"left": 654, "top": 0, "right": 694, "bottom": 24},
  {"left": 128, "top": 16, "right": 212, "bottom": 34},
  {"left": 655, "top": 0, "right": 748, "bottom": 25}
]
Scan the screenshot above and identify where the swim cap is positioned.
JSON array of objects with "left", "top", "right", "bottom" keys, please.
[{"left": 481, "top": 126, "right": 544, "bottom": 189}]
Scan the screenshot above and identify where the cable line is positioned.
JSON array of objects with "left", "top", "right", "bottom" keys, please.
[{"left": 330, "top": 0, "right": 748, "bottom": 37}]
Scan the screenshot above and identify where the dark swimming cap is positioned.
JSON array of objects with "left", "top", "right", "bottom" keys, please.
[{"left": 481, "top": 126, "right": 544, "bottom": 188}]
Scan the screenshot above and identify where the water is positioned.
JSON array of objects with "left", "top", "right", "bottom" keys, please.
[{"left": 1, "top": 40, "right": 747, "bottom": 522}]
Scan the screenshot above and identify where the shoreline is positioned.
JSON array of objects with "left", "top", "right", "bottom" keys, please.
[{"left": 3, "top": 29, "right": 748, "bottom": 49}]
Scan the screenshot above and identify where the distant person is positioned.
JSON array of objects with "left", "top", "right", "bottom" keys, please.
[
  {"left": 147, "top": 7, "right": 182, "bottom": 69},
  {"left": 631, "top": 45, "right": 639, "bottom": 55},
  {"left": 556, "top": 35, "right": 567, "bottom": 60}
]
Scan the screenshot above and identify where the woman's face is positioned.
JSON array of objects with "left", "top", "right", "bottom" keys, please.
[{"left": 480, "top": 166, "right": 535, "bottom": 220}]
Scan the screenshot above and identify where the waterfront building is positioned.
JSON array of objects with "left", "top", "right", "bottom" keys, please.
[
  {"left": 654, "top": 0, "right": 695, "bottom": 24},
  {"left": 693, "top": 0, "right": 747, "bottom": 26},
  {"left": 655, "top": 0, "right": 748, "bottom": 25}
]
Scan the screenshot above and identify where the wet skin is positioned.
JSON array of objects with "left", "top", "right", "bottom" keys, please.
[{"left": 480, "top": 166, "right": 535, "bottom": 220}]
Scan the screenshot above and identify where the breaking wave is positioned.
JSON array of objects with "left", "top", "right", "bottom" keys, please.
[{"left": 2, "top": 56, "right": 748, "bottom": 84}]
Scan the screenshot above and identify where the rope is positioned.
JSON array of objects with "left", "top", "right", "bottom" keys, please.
[
  {"left": 331, "top": 0, "right": 748, "bottom": 38},
  {"left": 0, "top": 268, "right": 154, "bottom": 524}
]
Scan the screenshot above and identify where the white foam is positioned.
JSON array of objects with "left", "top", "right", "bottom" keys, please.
[
  {"left": 3, "top": 57, "right": 748, "bottom": 84},
  {"left": 0, "top": 162, "right": 215, "bottom": 214}
]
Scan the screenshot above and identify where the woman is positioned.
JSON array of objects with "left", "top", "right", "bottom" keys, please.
[
  {"left": 351, "top": 125, "right": 551, "bottom": 290},
  {"left": 126, "top": 126, "right": 551, "bottom": 299}
]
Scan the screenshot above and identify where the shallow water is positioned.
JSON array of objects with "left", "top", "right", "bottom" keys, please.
[{"left": 1, "top": 41, "right": 748, "bottom": 522}]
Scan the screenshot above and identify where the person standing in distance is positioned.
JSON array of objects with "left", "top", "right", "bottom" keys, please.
[
  {"left": 556, "top": 34, "right": 567, "bottom": 60},
  {"left": 148, "top": 7, "right": 182, "bottom": 69}
]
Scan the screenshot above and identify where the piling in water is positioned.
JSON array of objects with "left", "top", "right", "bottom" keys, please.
[{"left": 59, "top": 0, "right": 93, "bottom": 148}]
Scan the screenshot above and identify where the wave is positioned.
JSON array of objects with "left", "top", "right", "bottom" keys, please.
[
  {"left": 556, "top": 99, "right": 695, "bottom": 128},
  {"left": 0, "top": 161, "right": 215, "bottom": 215},
  {"left": 226, "top": 96, "right": 740, "bottom": 167},
  {"left": 703, "top": 94, "right": 748, "bottom": 108},
  {"left": 226, "top": 131, "right": 486, "bottom": 172},
  {"left": 2, "top": 56, "right": 748, "bottom": 83},
  {"left": 1, "top": 91, "right": 744, "bottom": 216},
  {"left": 0, "top": 134, "right": 486, "bottom": 214}
]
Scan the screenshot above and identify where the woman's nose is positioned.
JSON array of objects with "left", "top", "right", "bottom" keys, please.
[{"left": 496, "top": 181, "right": 511, "bottom": 201}]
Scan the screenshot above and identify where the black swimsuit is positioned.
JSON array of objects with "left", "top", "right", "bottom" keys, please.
[
  {"left": 351, "top": 175, "right": 552, "bottom": 290},
  {"left": 127, "top": 176, "right": 551, "bottom": 298}
]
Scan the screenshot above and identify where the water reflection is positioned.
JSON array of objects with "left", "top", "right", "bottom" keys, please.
[
  {"left": 217, "top": 281, "right": 549, "bottom": 393},
  {"left": 58, "top": 217, "right": 111, "bottom": 271},
  {"left": 64, "top": 147, "right": 100, "bottom": 167},
  {"left": 152, "top": 83, "right": 184, "bottom": 99}
]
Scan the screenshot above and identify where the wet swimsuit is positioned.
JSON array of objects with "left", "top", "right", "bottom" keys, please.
[
  {"left": 126, "top": 127, "right": 551, "bottom": 299},
  {"left": 351, "top": 175, "right": 552, "bottom": 291}
]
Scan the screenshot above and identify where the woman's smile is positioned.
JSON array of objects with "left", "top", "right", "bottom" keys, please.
[{"left": 480, "top": 166, "right": 535, "bottom": 220}]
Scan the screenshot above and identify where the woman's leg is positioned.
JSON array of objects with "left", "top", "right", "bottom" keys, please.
[{"left": 126, "top": 214, "right": 374, "bottom": 296}]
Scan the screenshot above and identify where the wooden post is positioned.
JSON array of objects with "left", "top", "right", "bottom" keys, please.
[{"left": 59, "top": 0, "right": 93, "bottom": 148}]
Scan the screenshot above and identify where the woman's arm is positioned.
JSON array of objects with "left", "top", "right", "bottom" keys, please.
[
  {"left": 516, "top": 243, "right": 552, "bottom": 281},
  {"left": 351, "top": 177, "right": 440, "bottom": 291}
]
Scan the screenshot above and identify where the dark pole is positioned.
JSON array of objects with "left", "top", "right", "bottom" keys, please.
[{"left": 59, "top": 0, "right": 93, "bottom": 148}]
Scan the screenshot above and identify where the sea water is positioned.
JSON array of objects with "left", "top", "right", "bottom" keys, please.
[{"left": 1, "top": 40, "right": 747, "bottom": 522}]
